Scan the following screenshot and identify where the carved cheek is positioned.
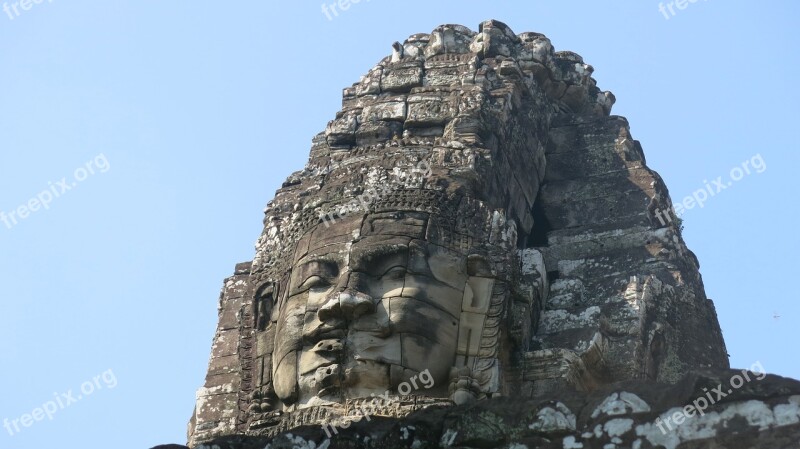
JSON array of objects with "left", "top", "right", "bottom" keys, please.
[
  {"left": 400, "top": 333, "right": 455, "bottom": 385},
  {"left": 400, "top": 274, "right": 463, "bottom": 319},
  {"left": 369, "top": 275, "right": 405, "bottom": 300},
  {"left": 306, "top": 286, "right": 332, "bottom": 311},
  {"left": 272, "top": 295, "right": 307, "bottom": 403},
  {"left": 274, "top": 296, "right": 306, "bottom": 358},
  {"left": 390, "top": 295, "right": 459, "bottom": 382}
]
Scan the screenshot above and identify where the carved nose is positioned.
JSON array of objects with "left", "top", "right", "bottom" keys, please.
[{"left": 318, "top": 290, "right": 375, "bottom": 321}]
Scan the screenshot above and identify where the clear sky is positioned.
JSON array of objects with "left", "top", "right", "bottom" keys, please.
[{"left": 0, "top": 1, "right": 797, "bottom": 448}]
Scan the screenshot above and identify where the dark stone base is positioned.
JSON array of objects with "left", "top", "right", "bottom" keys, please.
[{"left": 170, "top": 369, "right": 800, "bottom": 449}]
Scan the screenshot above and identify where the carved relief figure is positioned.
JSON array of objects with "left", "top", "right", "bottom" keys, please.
[
  {"left": 252, "top": 192, "right": 540, "bottom": 420},
  {"left": 188, "top": 21, "right": 728, "bottom": 446}
]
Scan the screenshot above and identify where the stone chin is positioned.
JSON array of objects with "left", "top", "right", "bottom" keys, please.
[{"left": 294, "top": 345, "right": 396, "bottom": 406}]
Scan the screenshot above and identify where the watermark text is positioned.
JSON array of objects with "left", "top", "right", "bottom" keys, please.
[
  {"left": 3, "top": 369, "right": 118, "bottom": 437},
  {"left": 1, "top": 153, "right": 111, "bottom": 230}
]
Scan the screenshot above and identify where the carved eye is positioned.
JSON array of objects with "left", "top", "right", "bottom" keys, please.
[
  {"left": 298, "top": 275, "right": 331, "bottom": 293},
  {"left": 381, "top": 266, "right": 407, "bottom": 281}
]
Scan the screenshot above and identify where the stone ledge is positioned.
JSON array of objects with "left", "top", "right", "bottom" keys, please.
[{"left": 172, "top": 369, "right": 800, "bottom": 449}]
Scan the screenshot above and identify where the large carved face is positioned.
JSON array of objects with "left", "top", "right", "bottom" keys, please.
[{"left": 271, "top": 211, "right": 496, "bottom": 407}]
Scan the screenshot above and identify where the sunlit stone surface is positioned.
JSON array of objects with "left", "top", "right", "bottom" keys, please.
[{"left": 176, "top": 20, "right": 799, "bottom": 449}]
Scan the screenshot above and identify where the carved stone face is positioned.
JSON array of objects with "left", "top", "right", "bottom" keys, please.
[{"left": 271, "top": 211, "right": 495, "bottom": 407}]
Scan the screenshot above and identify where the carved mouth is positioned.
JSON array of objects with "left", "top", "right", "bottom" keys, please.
[
  {"left": 311, "top": 363, "right": 343, "bottom": 399},
  {"left": 299, "top": 331, "right": 397, "bottom": 401},
  {"left": 342, "top": 359, "right": 390, "bottom": 389},
  {"left": 304, "top": 327, "right": 346, "bottom": 346},
  {"left": 313, "top": 338, "right": 344, "bottom": 353},
  {"left": 353, "top": 355, "right": 391, "bottom": 365},
  {"left": 316, "top": 385, "right": 340, "bottom": 398},
  {"left": 299, "top": 338, "right": 344, "bottom": 376}
]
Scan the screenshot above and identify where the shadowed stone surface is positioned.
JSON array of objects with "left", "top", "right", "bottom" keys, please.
[
  {"left": 192, "top": 370, "right": 800, "bottom": 449},
  {"left": 171, "top": 20, "right": 797, "bottom": 448}
]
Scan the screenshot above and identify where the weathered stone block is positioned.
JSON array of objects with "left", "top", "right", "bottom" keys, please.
[
  {"left": 381, "top": 61, "right": 423, "bottom": 92},
  {"left": 424, "top": 54, "right": 478, "bottom": 86},
  {"left": 361, "top": 99, "right": 407, "bottom": 122},
  {"left": 406, "top": 91, "right": 459, "bottom": 127}
]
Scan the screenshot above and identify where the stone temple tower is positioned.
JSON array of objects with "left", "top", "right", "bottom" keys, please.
[{"left": 178, "top": 20, "right": 799, "bottom": 449}]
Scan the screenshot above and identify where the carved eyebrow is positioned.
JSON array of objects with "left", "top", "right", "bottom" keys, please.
[
  {"left": 350, "top": 245, "right": 409, "bottom": 276},
  {"left": 291, "top": 259, "right": 339, "bottom": 287},
  {"left": 295, "top": 251, "right": 341, "bottom": 269}
]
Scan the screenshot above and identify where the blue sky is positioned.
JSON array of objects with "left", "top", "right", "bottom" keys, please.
[{"left": 0, "top": 1, "right": 797, "bottom": 447}]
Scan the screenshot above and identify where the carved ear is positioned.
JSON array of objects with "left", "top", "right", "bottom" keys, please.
[
  {"left": 466, "top": 254, "right": 493, "bottom": 277},
  {"left": 273, "top": 352, "right": 299, "bottom": 404},
  {"left": 456, "top": 255, "right": 496, "bottom": 370},
  {"left": 254, "top": 284, "right": 275, "bottom": 331}
]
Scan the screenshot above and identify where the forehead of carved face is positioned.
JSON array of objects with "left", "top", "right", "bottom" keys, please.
[{"left": 271, "top": 211, "right": 495, "bottom": 407}]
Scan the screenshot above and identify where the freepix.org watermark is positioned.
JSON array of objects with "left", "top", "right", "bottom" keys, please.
[
  {"left": 658, "top": 0, "right": 710, "bottom": 20},
  {"left": 321, "top": 369, "right": 435, "bottom": 438},
  {"left": 1, "top": 153, "right": 110, "bottom": 230},
  {"left": 653, "top": 153, "right": 766, "bottom": 227},
  {"left": 321, "top": 0, "right": 373, "bottom": 21},
  {"left": 3, "top": 0, "right": 53, "bottom": 21},
  {"left": 655, "top": 361, "right": 766, "bottom": 434},
  {"left": 3, "top": 369, "right": 118, "bottom": 437}
]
